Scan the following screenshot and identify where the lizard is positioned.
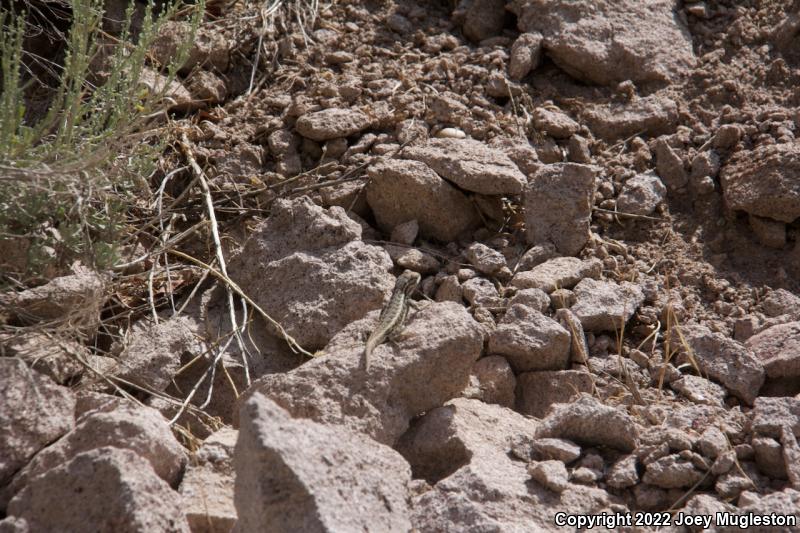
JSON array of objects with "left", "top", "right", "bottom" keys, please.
[{"left": 364, "top": 270, "right": 421, "bottom": 370}]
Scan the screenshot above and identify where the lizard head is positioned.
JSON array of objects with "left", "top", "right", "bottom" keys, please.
[{"left": 396, "top": 270, "right": 421, "bottom": 297}]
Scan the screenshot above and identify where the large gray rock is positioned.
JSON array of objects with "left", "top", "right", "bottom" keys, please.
[
  {"left": 397, "top": 398, "right": 539, "bottom": 482},
  {"left": 461, "top": 356, "right": 516, "bottom": 408},
  {"left": 510, "top": 0, "right": 694, "bottom": 86},
  {"left": 510, "top": 288, "right": 551, "bottom": 313},
  {"left": 435, "top": 274, "right": 463, "bottom": 303},
  {"left": 663, "top": 404, "right": 747, "bottom": 440},
  {"left": 528, "top": 460, "right": 570, "bottom": 493},
  {"left": 515, "top": 243, "right": 557, "bottom": 271},
  {"left": 489, "top": 304, "right": 571, "bottom": 372},
  {"left": 669, "top": 325, "right": 764, "bottom": 405},
  {"left": 525, "top": 163, "right": 597, "bottom": 256},
  {"left": 638, "top": 425, "right": 694, "bottom": 452},
  {"left": 230, "top": 194, "right": 364, "bottom": 264},
  {"left": 489, "top": 136, "right": 543, "bottom": 178},
  {"left": 616, "top": 173, "right": 667, "bottom": 216},
  {"left": 116, "top": 315, "right": 205, "bottom": 391},
  {"left": 746, "top": 321, "right": 800, "bottom": 379},
  {"left": 719, "top": 489, "right": 800, "bottom": 533},
  {"left": 268, "top": 129, "right": 302, "bottom": 178},
  {"left": 0, "top": 358, "right": 75, "bottom": 488},
  {"left": 537, "top": 394, "right": 640, "bottom": 452},
  {"left": 179, "top": 428, "right": 238, "bottom": 533},
  {"left": 235, "top": 394, "right": 412, "bottom": 533},
  {"left": 0, "top": 265, "right": 105, "bottom": 333},
  {"left": 532, "top": 108, "right": 580, "bottom": 139},
  {"left": 752, "top": 436, "right": 786, "bottom": 479},
  {"left": 606, "top": 455, "right": 639, "bottom": 489},
  {"left": 669, "top": 375, "right": 727, "bottom": 407},
  {"left": 654, "top": 137, "right": 688, "bottom": 190},
  {"left": 2, "top": 402, "right": 185, "bottom": 507},
  {"left": 750, "top": 214, "right": 787, "bottom": 248},
  {"left": 583, "top": 95, "right": 679, "bottom": 141},
  {"left": 511, "top": 257, "right": 602, "bottom": 293},
  {"left": 211, "top": 142, "right": 263, "bottom": 179},
  {"left": 508, "top": 32, "right": 543, "bottom": 80},
  {"left": 516, "top": 370, "right": 594, "bottom": 418},
  {"left": 462, "top": 277, "right": 502, "bottom": 307},
  {"left": 0, "top": 332, "right": 100, "bottom": 385},
  {"left": 138, "top": 68, "right": 195, "bottom": 113},
  {"left": 465, "top": 242, "right": 507, "bottom": 275},
  {"left": 412, "top": 459, "right": 619, "bottom": 532},
  {"left": 228, "top": 196, "right": 394, "bottom": 350},
  {"left": 8, "top": 336, "right": 59, "bottom": 386},
  {"left": 462, "top": 0, "right": 507, "bottom": 42},
  {"left": 402, "top": 138, "right": 527, "bottom": 195},
  {"left": 186, "top": 70, "right": 226, "bottom": 106},
  {"left": 238, "top": 301, "right": 484, "bottom": 444},
  {"left": 642, "top": 454, "right": 704, "bottom": 489},
  {"left": 405, "top": 397, "right": 620, "bottom": 531},
  {"left": 151, "top": 21, "right": 229, "bottom": 74},
  {"left": 749, "top": 397, "right": 800, "bottom": 439},
  {"left": 720, "top": 143, "right": 800, "bottom": 223},
  {"left": 366, "top": 159, "right": 480, "bottom": 242},
  {"left": 763, "top": 289, "right": 800, "bottom": 318},
  {"left": 683, "top": 494, "right": 735, "bottom": 524},
  {"left": 530, "top": 438, "right": 581, "bottom": 463},
  {"left": 295, "top": 108, "right": 371, "bottom": 141},
  {"left": 6, "top": 447, "right": 189, "bottom": 533},
  {"left": 570, "top": 278, "right": 645, "bottom": 332}
]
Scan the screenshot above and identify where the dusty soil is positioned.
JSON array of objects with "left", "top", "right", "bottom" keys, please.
[{"left": 4, "top": 0, "right": 800, "bottom": 531}]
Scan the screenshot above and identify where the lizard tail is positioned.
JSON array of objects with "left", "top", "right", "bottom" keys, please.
[{"left": 363, "top": 342, "right": 373, "bottom": 370}]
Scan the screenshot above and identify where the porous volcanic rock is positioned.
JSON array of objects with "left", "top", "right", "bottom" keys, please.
[
  {"left": 6, "top": 447, "right": 189, "bottom": 532},
  {"left": 238, "top": 302, "right": 484, "bottom": 445},
  {"left": 570, "top": 278, "right": 645, "bottom": 332},
  {"left": 366, "top": 159, "right": 480, "bottom": 242},
  {"left": 115, "top": 315, "right": 205, "bottom": 391},
  {"left": 235, "top": 394, "right": 412, "bottom": 532},
  {"left": 511, "top": 257, "right": 602, "bottom": 293},
  {"left": 537, "top": 394, "right": 640, "bottom": 452},
  {"left": 510, "top": 0, "right": 695, "bottom": 86},
  {"left": 746, "top": 321, "right": 800, "bottom": 379},
  {"left": 720, "top": 142, "right": 800, "bottom": 223},
  {"left": 525, "top": 163, "right": 597, "bottom": 255},
  {"left": 2, "top": 402, "right": 185, "bottom": 507},
  {"left": 402, "top": 138, "right": 527, "bottom": 195},
  {"left": 179, "top": 428, "right": 238, "bottom": 533},
  {"left": 0, "top": 265, "right": 105, "bottom": 332},
  {"left": 295, "top": 108, "right": 372, "bottom": 141},
  {"left": 489, "top": 304, "right": 571, "bottom": 372},
  {"left": 228, "top": 196, "right": 394, "bottom": 350},
  {"left": 516, "top": 370, "right": 594, "bottom": 418},
  {"left": 583, "top": 95, "right": 679, "bottom": 141},
  {"left": 0, "top": 359, "right": 75, "bottom": 488},
  {"left": 669, "top": 325, "right": 764, "bottom": 405},
  {"left": 405, "top": 397, "right": 621, "bottom": 531},
  {"left": 461, "top": 356, "right": 517, "bottom": 408}
]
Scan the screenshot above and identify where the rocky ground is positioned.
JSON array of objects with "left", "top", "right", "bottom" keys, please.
[{"left": 3, "top": 0, "right": 800, "bottom": 531}]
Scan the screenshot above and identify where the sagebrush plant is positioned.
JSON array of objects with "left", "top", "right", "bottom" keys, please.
[{"left": 0, "top": 0, "right": 203, "bottom": 284}]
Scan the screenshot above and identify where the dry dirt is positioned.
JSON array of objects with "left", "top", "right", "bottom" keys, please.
[{"left": 4, "top": 0, "right": 800, "bottom": 531}]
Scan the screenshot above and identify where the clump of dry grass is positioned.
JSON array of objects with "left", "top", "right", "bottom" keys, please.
[
  {"left": 1, "top": 0, "right": 331, "bottom": 434},
  {"left": 0, "top": 0, "right": 203, "bottom": 286}
]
